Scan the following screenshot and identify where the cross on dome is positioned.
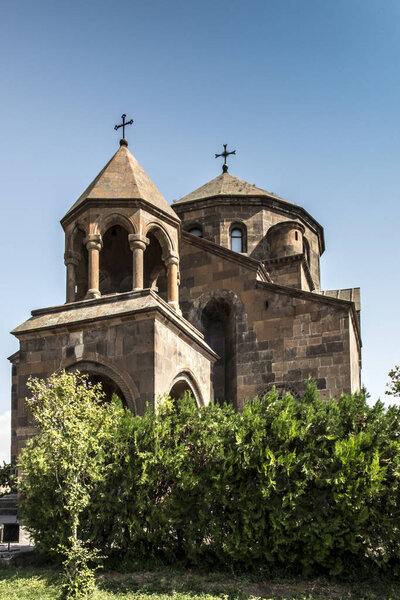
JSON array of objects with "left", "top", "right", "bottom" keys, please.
[
  {"left": 215, "top": 143, "right": 236, "bottom": 173},
  {"left": 114, "top": 113, "right": 134, "bottom": 146}
]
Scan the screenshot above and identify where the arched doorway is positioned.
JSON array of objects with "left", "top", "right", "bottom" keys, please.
[
  {"left": 201, "top": 297, "right": 236, "bottom": 405},
  {"left": 100, "top": 225, "right": 132, "bottom": 294}
]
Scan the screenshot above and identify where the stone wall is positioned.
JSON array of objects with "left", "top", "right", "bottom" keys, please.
[
  {"left": 174, "top": 196, "right": 322, "bottom": 290},
  {"left": 10, "top": 292, "right": 215, "bottom": 462},
  {"left": 154, "top": 315, "right": 212, "bottom": 406},
  {"left": 179, "top": 234, "right": 361, "bottom": 409}
]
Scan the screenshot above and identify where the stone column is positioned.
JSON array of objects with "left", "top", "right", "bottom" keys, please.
[
  {"left": 128, "top": 234, "right": 149, "bottom": 291},
  {"left": 165, "top": 253, "right": 180, "bottom": 311},
  {"left": 64, "top": 250, "right": 80, "bottom": 303},
  {"left": 84, "top": 234, "right": 102, "bottom": 298}
]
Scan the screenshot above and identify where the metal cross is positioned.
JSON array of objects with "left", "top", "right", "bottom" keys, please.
[
  {"left": 215, "top": 144, "right": 236, "bottom": 173},
  {"left": 114, "top": 114, "right": 134, "bottom": 141}
]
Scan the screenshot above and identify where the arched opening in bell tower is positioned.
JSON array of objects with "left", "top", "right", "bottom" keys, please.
[
  {"left": 143, "top": 231, "right": 168, "bottom": 301},
  {"left": 201, "top": 297, "right": 236, "bottom": 405},
  {"left": 100, "top": 225, "right": 132, "bottom": 294},
  {"left": 73, "top": 227, "right": 88, "bottom": 302}
]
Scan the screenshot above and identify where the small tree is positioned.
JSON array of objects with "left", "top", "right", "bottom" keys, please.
[
  {"left": 18, "top": 370, "right": 124, "bottom": 599},
  {"left": 386, "top": 365, "right": 400, "bottom": 397},
  {"left": 0, "top": 461, "right": 16, "bottom": 496}
]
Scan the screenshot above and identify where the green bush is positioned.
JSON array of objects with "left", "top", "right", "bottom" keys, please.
[
  {"left": 0, "top": 461, "right": 16, "bottom": 495},
  {"left": 19, "top": 377, "right": 400, "bottom": 577}
]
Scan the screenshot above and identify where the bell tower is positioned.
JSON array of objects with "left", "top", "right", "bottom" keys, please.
[
  {"left": 10, "top": 121, "right": 216, "bottom": 463},
  {"left": 61, "top": 128, "right": 181, "bottom": 312}
]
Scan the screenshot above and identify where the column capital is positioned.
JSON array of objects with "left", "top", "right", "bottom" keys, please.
[
  {"left": 164, "top": 252, "right": 179, "bottom": 267},
  {"left": 128, "top": 233, "right": 149, "bottom": 252},
  {"left": 64, "top": 250, "right": 80, "bottom": 266},
  {"left": 84, "top": 234, "right": 102, "bottom": 251}
]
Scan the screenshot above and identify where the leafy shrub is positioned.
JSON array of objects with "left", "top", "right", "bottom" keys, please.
[
  {"left": 19, "top": 376, "right": 400, "bottom": 578},
  {"left": 0, "top": 461, "right": 16, "bottom": 496}
]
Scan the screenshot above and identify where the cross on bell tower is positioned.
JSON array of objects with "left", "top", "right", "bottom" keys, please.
[
  {"left": 114, "top": 113, "right": 134, "bottom": 147},
  {"left": 215, "top": 144, "right": 236, "bottom": 173}
]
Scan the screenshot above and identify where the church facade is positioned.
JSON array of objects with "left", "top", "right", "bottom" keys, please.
[{"left": 9, "top": 136, "right": 361, "bottom": 464}]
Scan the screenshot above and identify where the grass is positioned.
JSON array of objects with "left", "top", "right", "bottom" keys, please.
[{"left": 0, "top": 566, "right": 399, "bottom": 600}]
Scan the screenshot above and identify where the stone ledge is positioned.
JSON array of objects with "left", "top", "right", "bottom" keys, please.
[{"left": 11, "top": 290, "right": 218, "bottom": 362}]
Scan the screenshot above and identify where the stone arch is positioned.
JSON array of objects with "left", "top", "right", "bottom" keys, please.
[
  {"left": 187, "top": 290, "right": 245, "bottom": 406},
  {"left": 143, "top": 223, "right": 179, "bottom": 306},
  {"left": 187, "top": 289, "right": 245, "bottom": 332},
  {"left": 168, "top": 370, "right": 204, "bottom": 407},
  {"left": 61, "top": 355, "right": 139, "bottom": 414},
  {"left": 187, "top": 290, "right": 254, "bottom": 409},
  {"left": 95, "top": 212, "right": 136, "bottom": 237},
  {"left": 144, "top": 222, "right": 174, "bottom": 256}
]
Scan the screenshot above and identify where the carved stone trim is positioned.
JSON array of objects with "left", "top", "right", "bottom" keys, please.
[{"left": 64, "top": 250, "right": 81, "bottom": 266}]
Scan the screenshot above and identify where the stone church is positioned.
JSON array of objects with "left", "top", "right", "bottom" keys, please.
[{"left": 9, "top": 131, "right": 361, "bottom": 464}]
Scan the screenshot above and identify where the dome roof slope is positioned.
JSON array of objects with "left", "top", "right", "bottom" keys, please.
[
  {"left": 63, "top": 144, "right": 177, "bottom": 221},
  {"left": 174, "top": 172, "right": 293, "bottom": 205}
]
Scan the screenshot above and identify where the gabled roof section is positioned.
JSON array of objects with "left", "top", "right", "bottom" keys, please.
[
  {"left": 174, "top": 172, "right": 292, "bottom": 205},
  {"left": 63, "top": 144, "right": 177, "bottom": 220},
  {"left": 182, "top": 230, "right": 272, "bottom": 283}
]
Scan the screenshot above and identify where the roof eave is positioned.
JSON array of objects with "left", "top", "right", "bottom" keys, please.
[{"left": 61, "top": 197, "right": 181, "bottom": 230}]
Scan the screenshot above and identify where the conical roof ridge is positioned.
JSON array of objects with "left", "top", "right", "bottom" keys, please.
[
  {"left": 174, "top": 171, "right": 290, "bottom": 205},
  {"left": 63, "top": 144, "right": 177, "bottom": 220}
]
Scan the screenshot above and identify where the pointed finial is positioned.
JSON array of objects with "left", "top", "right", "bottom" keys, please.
[
  {"left": 215, "top": 144, "right": 236, "bottom": 173},
  {"left": 114, "top": 114, "right": 134, "bottom": 146}
]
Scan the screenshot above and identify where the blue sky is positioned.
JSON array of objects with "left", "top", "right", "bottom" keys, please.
[{"left": 1, "top": 0, "right": 400, "bottom": 461}]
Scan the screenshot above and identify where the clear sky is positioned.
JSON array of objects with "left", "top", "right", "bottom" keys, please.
[{"left": 1, "top": 0, "right": 400, "bottom": 462}]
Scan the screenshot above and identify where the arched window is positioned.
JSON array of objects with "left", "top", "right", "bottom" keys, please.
[
  {"left": 230, "top": 226, "right": 245, "bottom": 253},
  {"left": 188, "top": 227, "right": 203, "bottom": 237}
]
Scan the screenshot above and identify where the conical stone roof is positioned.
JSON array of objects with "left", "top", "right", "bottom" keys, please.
[
  {"left": 174, "top": 171, "right": 291, "bottom": 205},
  {"left": 63, "top": 144, "right": 178, "bottom": 221}
]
